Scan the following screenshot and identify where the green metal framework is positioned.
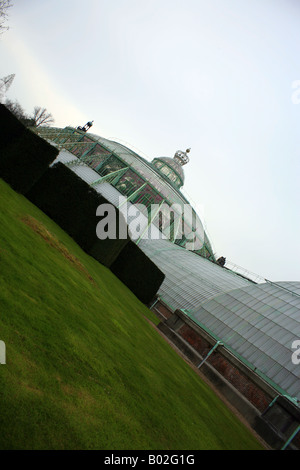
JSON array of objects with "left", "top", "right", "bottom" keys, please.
[
  {"left": 34, "top": 126, "right": 215, "bottom": 261},
  {"left": 151, "top": 157, "right": 184, "bottom": 189}
]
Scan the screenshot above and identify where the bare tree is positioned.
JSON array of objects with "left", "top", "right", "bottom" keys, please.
[
  {"left": 32, "top": 106, "right": 54, "bottom": 127},
  {"left": 0, "top": 73, "right": 15, "bottom": 103},
  {"left": 5, "top": 98, "right": 34, "bottom": 126},
  {"left": 5, "top": 99, "right": 25, "bottom": 120},
  {"left": 5, "top": 99, "right": 55, "bottom": 127},
  {"left": 0, "top": 0, "right": 13, "bottom": 34}
]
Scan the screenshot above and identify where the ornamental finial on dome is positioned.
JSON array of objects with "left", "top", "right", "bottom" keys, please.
[{"left": 173, "top": 148, "right": 190, "bottom": 166}]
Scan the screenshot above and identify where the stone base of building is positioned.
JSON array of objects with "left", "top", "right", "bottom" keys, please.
[{"left": 149, "top": 298, "right": 300, "bottom": 450}]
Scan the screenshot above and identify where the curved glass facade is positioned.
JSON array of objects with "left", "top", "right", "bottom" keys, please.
[
  {"left": 138, "top": 238, "right": 253, "bottom": 311},
  {"left": 34, "top": 125, "right": 300, "bottom": 405},
  {"left": 188, "top": 282, "right": 300, "bottom": 401},
  {"left": 139, "top": 237, "right": 300, "bottom": 400},
  {"left": 152, "top": 157, "right": 184, "bottom": 189},
  {"left": 35, "top": 126, "right": 215, "bottom": 261}
]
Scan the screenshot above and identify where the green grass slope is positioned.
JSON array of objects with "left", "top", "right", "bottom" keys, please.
[{"left": 0, "top": 179, "right": 263, "bottom": 450}]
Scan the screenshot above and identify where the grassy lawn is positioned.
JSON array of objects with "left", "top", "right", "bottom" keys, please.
[{"left": 0, "top": 179, "right": 264, "bottom": 450}]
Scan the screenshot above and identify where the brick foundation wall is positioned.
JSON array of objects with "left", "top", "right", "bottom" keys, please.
[
  {"left": 208, "top": 353, "right": 270, "bottom": 413},
  {"left": 179, "top": 323, "right": 211, "bottom": 355},
  {"left": 151, "top": 300, "right": 300, "bottom": 449},
  {"left": 178, "top": 321, "right": 270, "bottom": 413},
  {"left": 154, "top": 301, "right": 173, "bottom": 321}
]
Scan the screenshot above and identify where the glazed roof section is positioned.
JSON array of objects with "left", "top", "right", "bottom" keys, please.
[
  {"left": 138, "top": 238, "right": 252, "bottom": 311},
  {"left": 139, "top": 235, "right": 300, "bottom": 400},
  {"left": 187, "top": 282, "right": 300, "bottom": 400},
  {"left": 152, "top": 157, "right": 185, "bottom": 189},
  {"left": 45, "top": 131, "right": 214, "bottom": 257},
  {"left": 84, "top": 134, "right": 214, "bottom": 254},
  {"left": 87, "top": 134, "right": 190, "bottom": 205},
  {"left": 51, "top": 149, "right": 205, "bottom": 242},
  {"left": 50, "top": 148, "right": 300, "bottom": 400}
]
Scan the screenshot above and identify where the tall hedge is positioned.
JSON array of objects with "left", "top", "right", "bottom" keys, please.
[
  {"left": 0, "top": 103, "right": 165, "bottom": 302},
  {"left": 110, "top": 241, "right": 165, "bottom": 304},
  {"left": 26, "top": 162, "right": 130, "bottom": 267},
  {"left": 0, "top": 103, "right": 25, "bottom": 147},
  {"left": 0, "top": 104, "right": 58, "bottom": 194}
]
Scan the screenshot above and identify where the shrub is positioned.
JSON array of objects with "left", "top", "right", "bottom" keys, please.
[
  {"left": 0, "top": 104, "right": 58, "bottom": 194},
  {"left": 110, "top": 240, "right": 165, "bottom": 304}
]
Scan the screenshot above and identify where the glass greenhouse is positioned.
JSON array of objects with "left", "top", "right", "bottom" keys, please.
[
  {"left": 188, "top": 281, "right": 300, "bottom": 401},
  {"left": 35, "top": 126, "right": 215, "bottom": 260},
  {"left": 34, "top": 124, "right": 300, "bottom": 404}
]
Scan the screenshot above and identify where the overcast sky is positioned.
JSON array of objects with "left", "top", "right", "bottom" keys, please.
[{"left": 1, "top": 0, "right": 300, "bottom": 282}]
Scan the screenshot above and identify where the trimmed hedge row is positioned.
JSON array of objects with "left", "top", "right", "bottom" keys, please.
[
  {"left": 0, "top": 103, "right": 25, "bottom": 147},
  {"left": 0, "top": 104, "right": 58, "bottom": 194},
  {"left": 110, "top": 241, "right": 165, "bottom": 305},
  {"left": 26, "top": 162, "right": 129, "bottom": 267},
  {"left": 27, "top": 163, "right": 165, "bottom": 302},
  {"left": 1, "top": 105, "right": 165, "bottom": 303}
]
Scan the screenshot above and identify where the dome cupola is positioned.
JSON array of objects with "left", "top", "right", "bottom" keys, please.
[{"left": 151, "top": 148, "right": 191, "bottom": 189}]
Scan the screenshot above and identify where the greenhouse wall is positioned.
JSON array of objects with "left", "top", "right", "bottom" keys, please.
[{"left": 151, "top": 300, "right": 300, "bottom": 450}]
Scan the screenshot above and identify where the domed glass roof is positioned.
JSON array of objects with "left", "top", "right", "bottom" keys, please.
[
  {"left": 33, "top": 126, "right": 215, "bottom": 261},
  {"left": 151, "top": 157, "right": 184, "bottom": 189}
]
